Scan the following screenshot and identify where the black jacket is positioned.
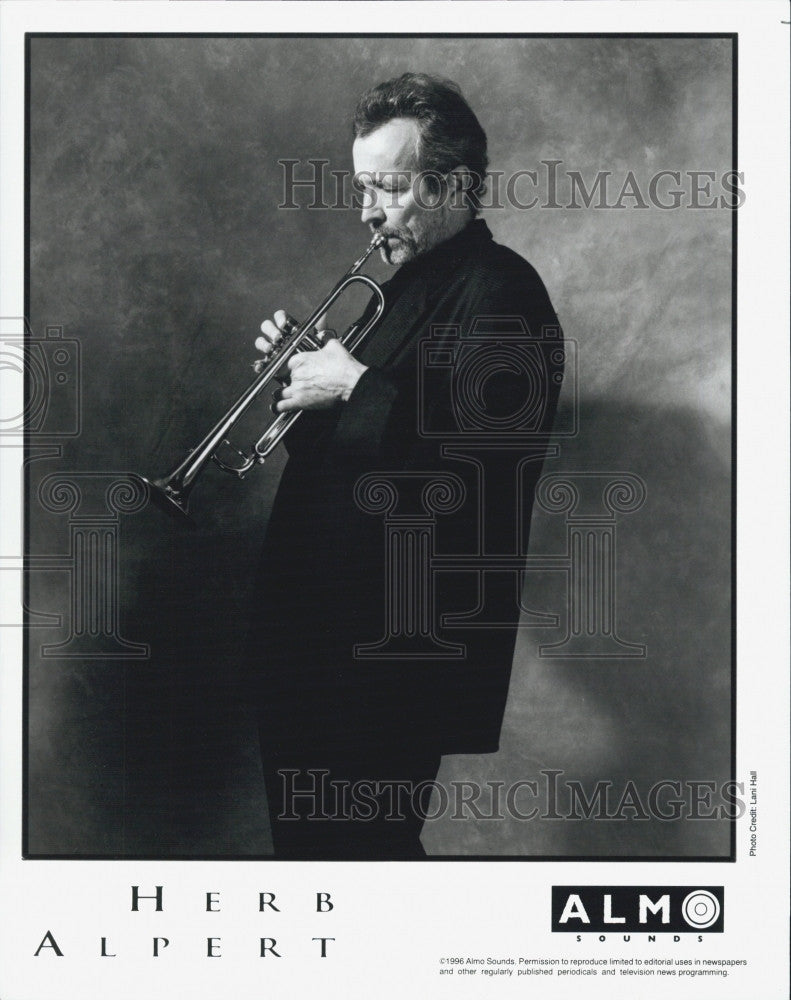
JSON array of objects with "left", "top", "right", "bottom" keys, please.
[{"left": 250, "top": 220, "right": 562, "bottom": 756}]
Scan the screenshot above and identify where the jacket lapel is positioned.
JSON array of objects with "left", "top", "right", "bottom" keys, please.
[{"left": 355, "top": 270, "right": 430, "bottom": 369}]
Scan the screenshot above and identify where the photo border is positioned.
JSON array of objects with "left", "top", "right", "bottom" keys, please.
[{"left": 21, "top": 30, "right": 738, "bottom": 864}]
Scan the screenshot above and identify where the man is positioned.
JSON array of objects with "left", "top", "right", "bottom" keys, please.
[{"left": 249, "top": 73, "right": 562, "bottom": 858}]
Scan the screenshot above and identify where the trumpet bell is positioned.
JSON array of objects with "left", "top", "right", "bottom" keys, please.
[{"left": 137, "top": 475, "right": 194, "bottom": 523}]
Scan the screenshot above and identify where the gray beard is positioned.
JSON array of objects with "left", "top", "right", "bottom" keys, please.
[
  {"left": 380, "top": 232, "right": 419, "bottom": 265},
  {"left": 375, "top": 213, "right": 451, "bottom": 266}
]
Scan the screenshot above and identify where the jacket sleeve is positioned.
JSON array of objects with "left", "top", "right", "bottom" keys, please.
[
  {"left": 322, "top": 365, "right": 401, "bottom": 468},
  {"left": 321, "top": 258, "right": 562, "bottom": 473}
]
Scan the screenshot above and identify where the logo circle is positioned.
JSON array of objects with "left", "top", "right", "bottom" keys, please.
[
  {"left": 681, "top": 890, "right": 720, "bottom": 929},
  {"left": 451, "top": 343, "right": 545, "bottom": 432}
]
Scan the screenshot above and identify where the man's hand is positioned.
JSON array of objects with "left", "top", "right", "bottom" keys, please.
[{"left": 255, "top": 310, "right": 368, "bottom": 412}]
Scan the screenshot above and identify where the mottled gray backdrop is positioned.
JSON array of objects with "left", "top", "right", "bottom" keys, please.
[{"left": 26, "top": 36, "right": 732, "bottom": 856}]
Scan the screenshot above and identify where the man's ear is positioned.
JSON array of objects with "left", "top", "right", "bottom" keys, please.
[{"left": 448, "top": 164, "right": 475, "bottom": 209}]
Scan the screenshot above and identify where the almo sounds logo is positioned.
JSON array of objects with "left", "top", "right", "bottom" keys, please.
[{"left": 551, "top": 887, "right": 723, "bottom": 933}]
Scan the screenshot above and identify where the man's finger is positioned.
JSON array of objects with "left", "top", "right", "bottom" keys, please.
[
  {"left": 274, "top": 309, "right": 300, "bottom": 335},
  {"left": 259, "top": 319, "right": 282, "bottom": 345},
  {"left": 274, "top": 395, "right": 300, "bottom": 413},
  {"left": 323, "top": 337, "right": 348, "bottom": 356},
  {"left": 287, "top": 352, "right": 309, "bottom": 371}
]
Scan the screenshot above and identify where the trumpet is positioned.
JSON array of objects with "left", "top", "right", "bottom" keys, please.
[{"left": 139, "top": 233, "right": 386, "bottom": 519}]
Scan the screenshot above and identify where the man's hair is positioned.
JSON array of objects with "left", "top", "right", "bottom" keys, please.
[{"left": 352, "top": 72, "right": 488, "bottom": 212}]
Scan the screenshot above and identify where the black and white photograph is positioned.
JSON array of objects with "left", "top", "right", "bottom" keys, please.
[
  {"left": 0, "top": 2, "right": 788, "bottom": 998},
  {"left": 23, "top": 32, "right": 736, "bottom": 861}
]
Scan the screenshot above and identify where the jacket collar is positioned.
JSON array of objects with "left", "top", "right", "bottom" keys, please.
[
  {"left": 358, "top": 220, "right": 492, "bottom": 370},
  {"left": 390, "top": 218, "right": 493, "bottom": 288}
]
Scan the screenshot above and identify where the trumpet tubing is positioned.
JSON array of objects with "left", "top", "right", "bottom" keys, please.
[{"left": 138, "top": 233, "right": 386, "bottom": 520}]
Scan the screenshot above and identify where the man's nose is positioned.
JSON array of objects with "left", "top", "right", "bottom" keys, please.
[{"left": 360, "top": 189, "right": 386, "bottom": 227}]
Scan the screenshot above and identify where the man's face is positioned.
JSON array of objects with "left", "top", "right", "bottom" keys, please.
[{"left": 352, "top": 117, "right": 461, "bottom": 265}]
